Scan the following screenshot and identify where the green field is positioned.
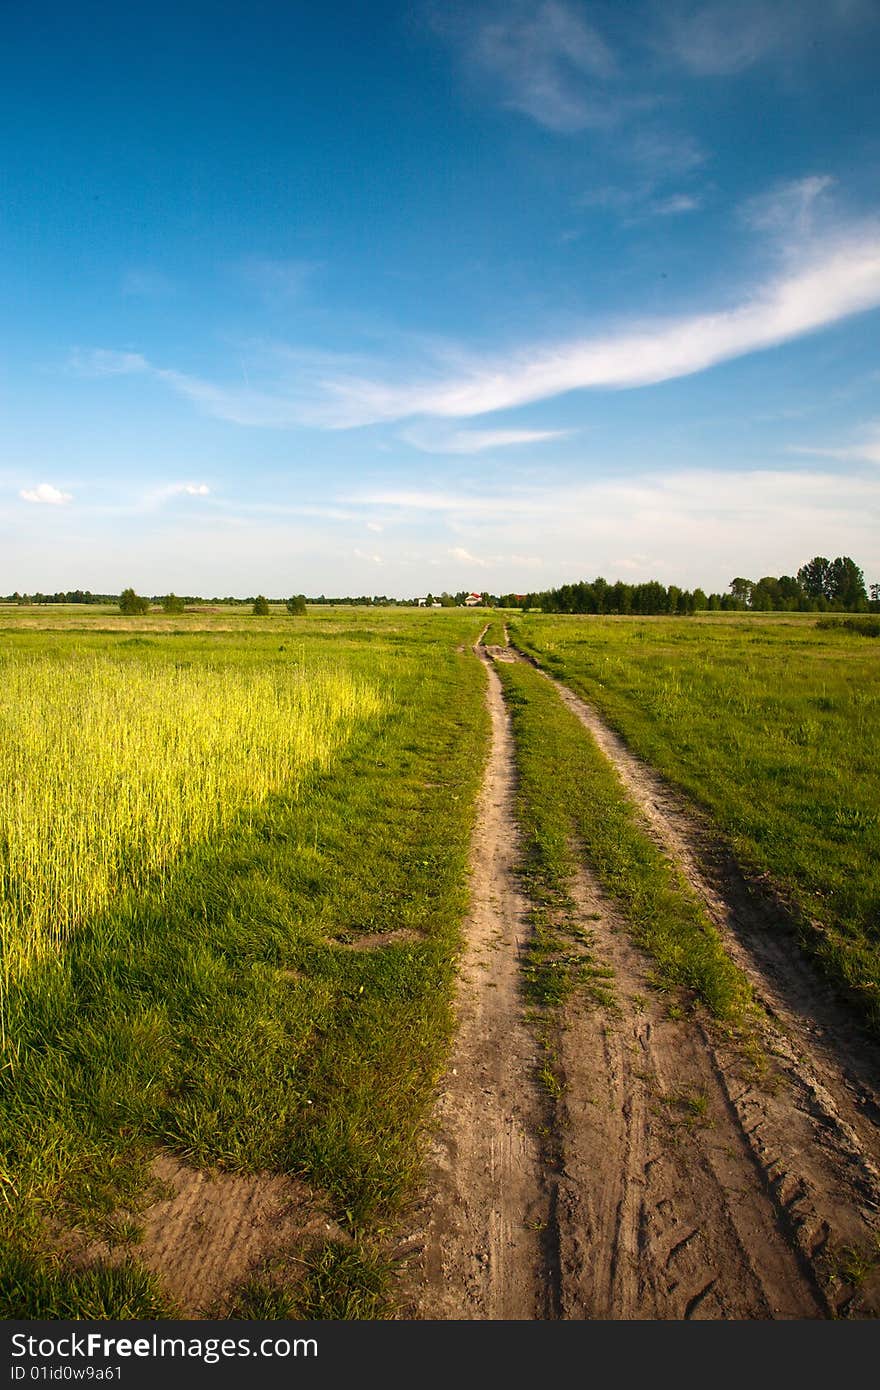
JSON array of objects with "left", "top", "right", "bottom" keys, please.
[
  {"left": 511, "top": 613, "right": 880, "bottom": 1027},
  {"left": 0, "top": 607, "right": 488, "bottom": 1317},
  {"left": 3, "top": 602, "right": 878, "bottom": 1318}
]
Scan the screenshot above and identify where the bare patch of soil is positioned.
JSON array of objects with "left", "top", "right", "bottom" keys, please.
[
  {"left": 64, "top": 1155, "right": 345, "bottom": 1316},
  {"left": 552, "top": 869, "right": 822, "bottom": 1318}
]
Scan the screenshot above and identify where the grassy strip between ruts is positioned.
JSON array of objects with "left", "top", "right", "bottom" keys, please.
[
  {"left": 496, "top": 659, "right": 752, "bottom": 1027},
  {"left": 0, "top": 631, "right": 489, "bottom": 1318}
]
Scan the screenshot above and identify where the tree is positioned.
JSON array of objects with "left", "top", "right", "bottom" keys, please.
[
  {"left": 252, "top": 595, "right": 270, "bottom": 615},
  {"left": 692, "top": 588, "right": 708, "bottom": 611},
  {"left": 827, "top": 556, "right": 867, "bottom": 608},
  {"left": 729, "top": 577, "right": 754, "bottom": 605},
  {"left": 751, "top": 577, "right": 781, "bottom": 611},
  {"left": 119, "top": 587, "right": 150, "bottom": 615},
  {"left": 161, "top": 593, "right": 185, "bottom": 614},
  {"left": 797, "top": 556, "right": 832, "bottom": 600},
  {"left": 285, "top": 594, "right": 307, "bottom": 615}
]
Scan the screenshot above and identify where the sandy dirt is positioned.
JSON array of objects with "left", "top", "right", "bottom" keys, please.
[
  {"left": 63, "top": 1154, "right": 347, "bottom": 1316},
  {"left": 401, "top": 635, "right": 880, "bottom": 1319},
  {"left": 396, "top": 644, "right": 556, "bottom": 1318}
]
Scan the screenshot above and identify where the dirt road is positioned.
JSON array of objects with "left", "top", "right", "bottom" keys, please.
[{"left": 399, "top": 636, "right": 880, "bottom": 1319}]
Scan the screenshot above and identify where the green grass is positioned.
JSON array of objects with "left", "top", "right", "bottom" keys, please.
[
  {"left": 0, "top": 609, "right": 490, "bottom": 1317},
  {"left": 228, "top": 1240, "right": 393, "bottom": 1320},
  {"left": 496, "top": 660, "right": 752, "bottom": 1024},
  {"left": 816, "top": 615, "right": 880, "bottom": 638},
  {"left": 512, "top": 613, "right": 880, "bottom": 1030},
  {"left": 0, "top": 1250, "right": 172, "bottom": 1319}
]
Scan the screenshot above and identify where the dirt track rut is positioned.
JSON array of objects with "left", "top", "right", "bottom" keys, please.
[
  {"left": 400, "top": 635, "right": 880, "bottom": 1319},
  {"left": 398, "top": 646, "right": 554, "bottom": 1318}
]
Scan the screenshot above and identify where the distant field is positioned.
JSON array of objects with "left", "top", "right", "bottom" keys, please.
[
  {"left": 0, "top": 607, "right": 488, "bottom": 1316},
  {"left": 512, "top": 613, "right": 880, "bottom": 1026}
]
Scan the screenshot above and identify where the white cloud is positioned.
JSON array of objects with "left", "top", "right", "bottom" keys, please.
[
  {"left": 312, "top": 228, "right": 880, "bottom": 425},
  {"left": 81, "top": 219, "right": 880, "bottom": 433},
  {"left": 659, "top": 1, "right": 871, "bottom": 76},
  {"left": 353, "top": 548, "right": 383, "bottom": 564},
  {"left": 787, "top": 423, "right": 880, "bottom": 466},
  {"left": 650, "top": 193, "right": 702, "bottom": 216},
  {"left": 344, "top": 465, "right": 880, "bottom": 589},
  {"left": 741, "top": 175, "right": 835, "bottom": 235},
  {"left": 237, "top": 258, "right": 320, "bottom": 303},
  {"left": 19, "top": 482, "right": 73, "bottom": 505},
  {"left": 153, "top": 482, "right": 212, "bottom": 502},
  {"left": 400, "top": 424, "right": 570, "bottom": 454},
  {"left": 438, "top": 0, "right": 617, "bottom": 133},
  {"left": 70, "top": 349, "right": 149, "bottom": 377},
  {"left": 449, "top": 546, "right": 489, "bottom": 568},
  {"left": 366, "top": 521, "right": 384, "bottom": 532}
]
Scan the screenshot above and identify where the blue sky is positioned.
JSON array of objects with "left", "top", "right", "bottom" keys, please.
[{"left": 3, "top": 0, "right": 879, "bottom": 597}]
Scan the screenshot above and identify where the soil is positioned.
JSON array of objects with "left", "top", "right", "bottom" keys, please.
[
  {"left": 63, "top": 1155, "right": 347, "bottom": 1316},
  {"left": 395, "top": 644, "right": 555, "bottom": 1317},
  {"left": 398, "top": 635, "right": 880, "bottom": 1319}
]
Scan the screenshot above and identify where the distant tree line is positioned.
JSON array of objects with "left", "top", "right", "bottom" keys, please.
[
  {"left": 5, "top": 559, "right": 876, "bottom": 615},
  {"left": 1, "top": 589, "right": 113, "bottom": 605},
  {"left": 518, "top": 556, "right": 875, "bottom": 616}
]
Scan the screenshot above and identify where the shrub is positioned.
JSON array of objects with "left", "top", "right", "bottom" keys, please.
[{"left": 118, "top": 588, "right": 150, "bottom": 616}]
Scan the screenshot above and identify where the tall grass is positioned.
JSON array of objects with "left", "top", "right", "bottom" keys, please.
[{"left": 0, "top": 655, "right": 382, "bottom": 1029}]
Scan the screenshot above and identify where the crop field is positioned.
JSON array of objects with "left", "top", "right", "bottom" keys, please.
[
  {"left": 2, "top": 604, "right": 879, "bottom": 1321},
  {"left": 0, "top": 607, "right": 489, "bottom": 1317},
  {"left": 511, "top": 613, "right": 880, "bottom": 1027}
]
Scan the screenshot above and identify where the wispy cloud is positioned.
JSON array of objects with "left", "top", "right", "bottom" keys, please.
[
  {"left": 787, "top": 422, "right": 880, "bottom": 466},
  {"left": 658, "top": 0, "right": 871, "bottom": 76},
  {"left": 741, "top": 174, "right": 835, "bottom": 235},
  {"left": 79, "top": 218, "right": 880, "bottom": 431},
  {"left": 307, "top": 227, "right": 880, "bottom": 424},
  {"left": 353, "top": 548, "right": 383, "bottom": 564},
  {"left": 19, "top": 482, "right": 73, "bottom": 505},
  {"left": 400, "top": 424, "right": 570, "bottom": 454},
  {"left": 70, "top": 348, "right": 149, "bottom": 376},
  {"left": 121, "top": 268, "right": 175, "bottom": 298},
  {"left": 342, "top": 465, "right": 879, "bottom": 586},
  {"left": 237, "top": 257, "right": 321, "bottom": 304},
  {"left": 436, "top": 0, "right": 619, "bottom": 133},
  {"left": 158, "top": 482, "right": 212, "bottom": 499},
  {"left": 580, "top": 182, "right": 704, "bottom": 221},
  {"left": 449, "top": 545, "right": 489, "bottom": 568},
  {"left": 650, "top": 192, "right": 702, "bottom": 216}
]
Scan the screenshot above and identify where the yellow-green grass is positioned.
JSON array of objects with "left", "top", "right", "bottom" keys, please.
[
  {"left": 512, "top": 613, "right": 880, "bottom": 1029},
  {"left": 0, "top": 655, "right": 382, "bottom": 1023},
  {"left": 0, "top": 610, "right": 489, "bottom": 1316}
]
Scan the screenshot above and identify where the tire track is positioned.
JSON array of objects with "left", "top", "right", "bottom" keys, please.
[{"left": 398, "top": 639, "right": 556, "bottom": 1318}]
